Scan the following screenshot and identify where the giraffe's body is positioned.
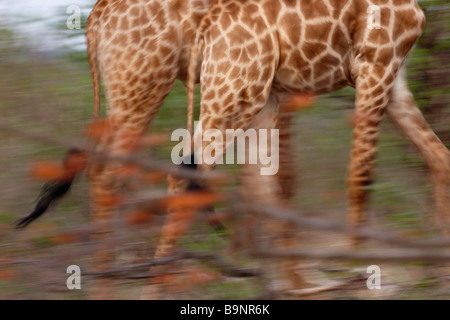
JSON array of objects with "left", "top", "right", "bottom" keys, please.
[
  {"left": 181, "top": 0, "right": 449, "bottom": 243},
  {"left": 188, "top": 0, "right": 425, "bottom": 135},
  {"left": 86, "top": 0, "right": 212, "bottom": 122}
]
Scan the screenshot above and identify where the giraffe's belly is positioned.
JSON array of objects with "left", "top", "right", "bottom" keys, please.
[
  {"left": 271, "top": 3, "right": 356, "bottom": 95},
  {"left": 273, "top": 48, "right": 354, "bottom": 95}
]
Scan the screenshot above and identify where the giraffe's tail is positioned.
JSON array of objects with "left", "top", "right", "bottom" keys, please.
[
  {"left": 182, "top": 26, "right": 225, "bottom": 232},
  {"left": 86, "top": 2, "right": 102, "bottom": 118},
  {"left": 186, "top": 23, "right": 205, "bottom": 138},
  {"left": 15, "top": 148, "right": 88, "bottom": 229},
  {"left": 16, "top": 3, "right": 104, "bottom": 229}
]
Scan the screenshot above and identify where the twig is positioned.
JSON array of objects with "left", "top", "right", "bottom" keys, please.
[
  {"left": 0, "top": 120, "right": 228, "bottom": 182},
  {"left": 85, "top": 250, "right": 259, "bottom": 279},
  {"left": 246, "top": 203, "right": 450, "bottom": 249},
  {"left": 252, "top": 248, "right": 450, "bottom": 262}
]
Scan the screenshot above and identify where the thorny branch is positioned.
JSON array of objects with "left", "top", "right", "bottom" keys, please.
[
  {"left": 4, "top": 120, "right": 450, "bottom": 296},
  {"left": 85, "top": 250, "right": 259, "bottom": 279}
]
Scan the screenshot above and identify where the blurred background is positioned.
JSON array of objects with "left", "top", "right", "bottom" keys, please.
[{"left": 0, "top": 0, "right": 449, "bottom": 299}]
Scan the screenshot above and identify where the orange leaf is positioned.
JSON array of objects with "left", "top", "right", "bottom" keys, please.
[
  {"left": 124, "top": 210, "right": 154, "bottom": 225},
  {"left": 285, "top": 93, "right": 316, "bottom": 111},
  {"left": 64, "top": 150, "right": 88, "bottom": 173},
  {"left": 161, "top": 192, "right": 225, "bottom": 211},
  {"left": 116, "top": 164, "right": 141, "bottom": 178},
  {"left": 86, "top": 117, "right": 114, "bottom": 139},
  {"left": 95, "top": 194, "right": 123, "bottom": 207},
  {"left": 52, "top": 232, "right": 78, "bottom": 245},
  {"left": 30, "top": 161, "right": 65, "bottom": 180},
  {"left": 0, "top": 269, "right": 17, "bottom": 280},
  {"left": 163, "top": 210, "right": 195, "bottom": 237},
  {"left": 145, "top": 171, "right": 167, "bottom": 184}
]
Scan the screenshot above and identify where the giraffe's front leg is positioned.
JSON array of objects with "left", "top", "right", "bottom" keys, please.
[
  {"left": 140, "top": 157, "right": 209, "bottom": 299},
  {"left": 347, "top": 64, "right": 395, "bottom": 244}
]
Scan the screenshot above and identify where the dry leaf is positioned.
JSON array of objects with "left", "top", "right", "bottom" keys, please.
[
  {"left": 285, "top": 93, "right": 316, "bottom": 111},
  {"left": 116, "top": 164, "right": 141, "bottom": 178},
  {"left": 0, "top": 269, "right": 17, "bottom": 280},
  {"left": 52, "top": 232, "right": 78, "bottom": 245},
  {"left": 95, "top": 194, "right": 123, "bottom": 207},
  {"left": 124, "top": 210, "right": 154, "bottom": 225},
  {"left": 145, "top": 171, "right": 167, "bottom": 184},
  {"left": 64, "top": 150, "right": 88, "bottom": 174},
  {"left": 161, "top": 191, "right": 225, "bottom": 211},
  {"left": 86, "top": 117, "right": 114, "bottom": 139},
  {"left": 30, "top": 161, "right": 65, "bottom": 180}
]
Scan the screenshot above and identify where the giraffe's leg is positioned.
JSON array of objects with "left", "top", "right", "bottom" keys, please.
[
  {"left": 239, "top": 94, "right": 306, "bottom": 291},
  {"left": 88, "top": 119, "right": 145, "bottom": 265},
  {"left": 347, "top": 62, "right": 397, "bottom": 243},
  {"left": 231, "top": 100, "right": 296, "bottom": 255},
  {"left": 149, "top": 89, "right": 277, "bottom": 297},
  {"left": 274, "top": 106, "right": 303, "bottom": 289},
  {"left": 87, "top": 5, "right": 183, "bottom": 296},
  {"left": 87, "top": 119, "right": 144, "bottom": 299},
  {"left": 88, "top": 114, "right": 162, "bottom": 299},
  {"left": 386, "top": 73, "right": 450, "bottom": 230},
  {"left": 151, "top": 23, "right": 280, "bottom": 258},
  {"left": 276, "top": 107, "right": 296, "bottom": 202},
  {"left": 88, "top": 71, "right": 178, "bottom": 300}
]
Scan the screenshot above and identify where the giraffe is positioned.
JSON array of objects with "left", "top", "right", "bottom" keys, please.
[{"left": 155, "top": 0, "right": 450, "bottom": 287}]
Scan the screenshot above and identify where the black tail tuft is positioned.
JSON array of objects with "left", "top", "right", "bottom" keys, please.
[
  {"left": 16, "top": 148, "right": 86, "bottom": 229},
  {"left": 15, "top": 178, "right": 74, "bottom": 229}
]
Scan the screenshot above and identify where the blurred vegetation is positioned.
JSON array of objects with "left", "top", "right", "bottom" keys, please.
[
  {"left": 0, "top": 0, "right": 449, "bottom": 300},
  {"left": 409, "top": 0, "right": 450, "bottom": 141}
]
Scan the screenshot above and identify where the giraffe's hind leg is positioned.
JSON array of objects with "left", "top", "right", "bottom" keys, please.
[
  {"left": 88, "top": 74, "right": 178, "bottom": 299},
  {"left": 239, "top": 94, "right": 307, "bottom": 291},
  {"left": 386, "top": 73, "right": 450, "bottom": 230},
  {"left": 276, "top": 107, "right": 297, "bottom": 202},
  {"left": 151, "top": 22, "right": 280, "bottom": 262},
  {"left": 88, "top": 112, "right": 164, "bottom": 299}
]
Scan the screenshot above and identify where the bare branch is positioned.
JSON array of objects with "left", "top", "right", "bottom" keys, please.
[
  {"left": 252, "top": 248, "right": 450, "bottom": 263},
  {"left": 246, "top": 203, "right": 450, "bottom": 249}
]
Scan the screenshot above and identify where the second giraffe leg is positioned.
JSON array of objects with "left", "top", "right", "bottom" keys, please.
[
  {"left": 387, "top": 73, "right": 450, "bottom": 230},
  {"left": 240, "top": 94, "right": 306, "bottom": 291},
  {"left": 276, "top": 107, "right": 297, "bottom": 201},
  {"left": 87, "top": 118, "right": 148, "bottom": 298}
]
